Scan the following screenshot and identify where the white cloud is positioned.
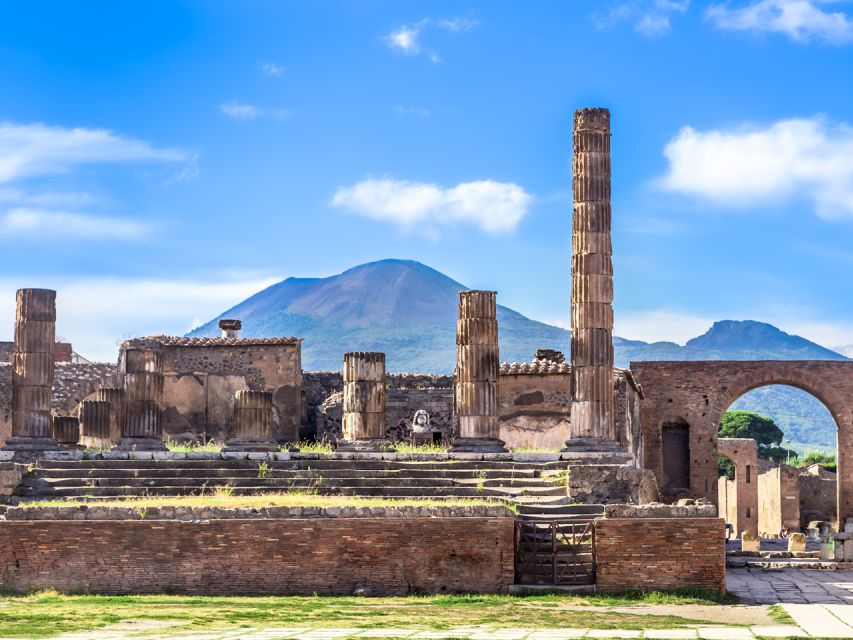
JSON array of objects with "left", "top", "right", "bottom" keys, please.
[
  {"left": 259, "top": 62, "right": 285, "bottom": 77},
  {"left": 1, "top": 208, "right": 150, "bottom": 240},
  {"left": 657, "top": 116, "right": 853, "bottom": 219},
  {"left": 0, "top": 122, "right": 189, "bottom": 184},
  {"left": 331, "top": 177, "right": 532, "bottom": 234},
  {"left": 219, "top": 101, "right": 292, "bottom": 121},
  {"left": 594, "top": 0, "right": 689, "bottom": 36},
  {"left": 707, "top": 0, "right": 853, "bottom": 44},
  {"left": 0, "top": 274, "right": 280, "bottom": 362},
  {"left": 384, "top": 16, "right": 478, "bottom": 62},
  {"left": 614, "top": 309, "right": 714, "bottom": 344}
]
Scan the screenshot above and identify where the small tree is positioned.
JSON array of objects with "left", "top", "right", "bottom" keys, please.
[{"left": 717, "top": 410, "right": 797, "bottom": 475}]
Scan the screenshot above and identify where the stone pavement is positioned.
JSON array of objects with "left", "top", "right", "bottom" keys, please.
[
  {"left": 727, "top": 567, "right": 853, "bottom": 604},
  {"left": 15, "top": 624, "right": 816, "bottom": 639}
]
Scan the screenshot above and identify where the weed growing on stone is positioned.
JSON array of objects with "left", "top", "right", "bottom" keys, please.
[
  {"left": 165, "top": 439, "right": 221, "bottom": 453},
  {"left": 257, "top": 462, "right": 270, "bottom": 479}
]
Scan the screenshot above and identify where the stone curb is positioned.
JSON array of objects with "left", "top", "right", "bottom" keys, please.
[{"left": 31, "top": 450, "right": 580, "bottom": 462}]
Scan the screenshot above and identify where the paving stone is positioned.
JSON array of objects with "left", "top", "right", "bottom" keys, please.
[
  {"left": 353, "top": 630, "right": 417, "bottom": 637},
  {"left": 642, "top": 632, "right": 698, "bottom": 639},
  {"left": 748, "top": 627, "right": 806, "bottom": 638},
  {"left": 586, "top": 631, "right": 642, "bottom": 638},
  {"left": 696, "top": 629, "right": 753, "bottom": 639},
  {"left": 782, "top": 604, "right": 853, "bottom": 638},
  {"left": 525, "top": 629, "right": 586, "bottom": 639}
]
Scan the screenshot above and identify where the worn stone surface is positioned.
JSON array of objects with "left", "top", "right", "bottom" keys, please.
[
  {"left": 603, "top": 502, "right": 716, "bottom": 519},
  {"left": 718, "top": 438, "right": 758, "bottom": 538},
  {"left": 567, "top": 464, "right": 659, "bottom": 504},
  {"left": 759, "top": 464, "right": 800, "bottom": 536},
  {"left": 0, "top": 517, "right": 514, "bottom": 595},
  {"left": 225, "top": 389, "right": 276, "bottom": 450},
  {"left": 340, "top": 352, "right": 387, "bottom": 449}
]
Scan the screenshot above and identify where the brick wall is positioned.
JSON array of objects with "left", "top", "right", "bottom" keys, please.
[
  {"left": 594, "top": 517, "right": 725, "bottom": 592},
  {"left": 0, "top": 517, "right": 514, "bottom": 595}
]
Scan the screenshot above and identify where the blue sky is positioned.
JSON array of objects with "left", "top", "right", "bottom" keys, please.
[{"left": 1, "top": 0, "right": 852, "bottom": 361}]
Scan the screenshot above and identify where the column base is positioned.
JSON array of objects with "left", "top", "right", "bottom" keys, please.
[
  {"left": 223, "top": 438, "right": 278, "bottom": 452},
  {"left": 562, "top": 436, "right": 623, "bottom": 453},
  {"left": 336, "top": 439, "right": 392, "bottom": 452},
  {"left": 2, "top": 436, "right": 59, "bottom": 452},
  {"left": 114, "top": 437, "right": 167, "bottom": 452},
  {"left": 449, "top": 437, "right": 507, "bottom": 453}
]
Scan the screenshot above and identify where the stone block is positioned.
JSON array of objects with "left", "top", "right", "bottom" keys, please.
[
  {"left": 0, "top": 451, "right": 14, "bottom": 462},
  {"left": 247, "top": 452, "right": 272, "bottom": 461},
  {"left": 820, "top": 542, "right": 834, "bottom": 560},
  {"left": 41, "top": 451, "right": 84, "bottom": 461},
  {"left": 844, "top": 539, "right": 853, "bottom": 562},
  {"left": 787, "top": 532, "right": 807, "bottom": 553},
  {"left": 845, "top": 518, "right": 853, "bottom": 533},
  {"left": 449, "top": 452, "right": 484, "bottom": 461},
  {"left": 101, "top": 451, "right": 129, "bottom": 460},
  {"left": 220, "top": 451, "right": 249, "bottom": 460},
  {"left": 741, "top": 532, "right": 760, "bottom": 553},
  {"left": 129, "top": 451, "right": 153, "bottom": 460},
  {"left": 0, "top": 464, "right": 22, "bottom": 497},
  {"left": 274, "top": 451, "right": 291, "bottom": 461},
  {"left": 512, "top": 452, "right": 561, "bottom": 462},
  {"left": 482, "top": 452, "right": 513, "bottom": 461}
]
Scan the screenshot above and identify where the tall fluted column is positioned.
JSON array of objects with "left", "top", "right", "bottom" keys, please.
[
  {"left": 4, "top": 289, "right": 58, "bottom": 451},
  {"left": 338, "top": 352, "right": 390, "bottom": 451},
  {"left": 566, "top": 108, "right": 619, "bottom": 451},
  {"left": 79, "top": 400, "right": 111, "bottom": 449},
  {"left": 116, "top": 349, "right": 166, "bottom": 450},
  {"left": 451, "top": 290, "right": 506, "bottom": 452},
  {"left": 94, "top": 387, "right": 126, "bottom": 443},
  {"left": 224, "top": 390, "right": 277, "bottom": 452}
]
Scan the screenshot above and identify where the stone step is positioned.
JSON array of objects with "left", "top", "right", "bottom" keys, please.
[
  {"left": 30, "top": 467, "right": 539, "bottom": 480},
  {"left": 516, "top": 503, "right": 604, "bottom": 516},
  {"left": 35, "top": 476, "right": 553, "bottom": 489},
  {"left": 14, "top": 485, "right": 522, "bottom": 499}
]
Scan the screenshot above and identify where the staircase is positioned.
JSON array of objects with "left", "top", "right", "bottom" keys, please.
[{"left": 13, "top": 458, "right": 569, "bottom": 502}]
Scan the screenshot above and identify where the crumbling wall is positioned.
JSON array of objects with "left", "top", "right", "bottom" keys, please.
[
  {"left": 758, "top": 464, "right": 800, "bottom": 536},
  {"left": 498, "top": 371, "right": 570, "bottom": 450},
  {"left": 799, "top": 464, "right": 837, "bottom": 526}
]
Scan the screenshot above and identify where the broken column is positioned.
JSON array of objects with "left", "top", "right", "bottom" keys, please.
[
  {"left": 224, "top": 390, "right": 277, "bottom": 451},
  {"left": 52, "top": 416, "right": 80, "bottom": 448},
  {"left": 566, "top": 108, "right": 619, "bottom": 451},
  {"left": 339, "top": 352, "right": 389, "bottom": 451},
  {"left": 117, "top": 349, "right": 166, "bottom": 451},
  {"left": 451, "top": 290, "right": 506, "bottom": 452},
  {"left": 219, "top": 319, "right": 241, "bottom": 339},
  {"left": 94, "top": 387, "right": 126, "bottom": 443},
  {"left": 79, "top": 400, "right": 111, "bottom": 449},
  {"left": 4, "top": 288, "right": 58, "bottom": 451}
]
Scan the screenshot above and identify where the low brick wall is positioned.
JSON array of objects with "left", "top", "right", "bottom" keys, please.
[
  {"left": 594, "top": 517, "right": 725, "bottom": 592},
  {"left": 0, "top": 516, "right": 514, "bottom": 595}
]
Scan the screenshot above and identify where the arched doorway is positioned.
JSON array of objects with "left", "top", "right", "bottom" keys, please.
[{"left": 660, "top": 417, "right": 691, "bottom": 494}]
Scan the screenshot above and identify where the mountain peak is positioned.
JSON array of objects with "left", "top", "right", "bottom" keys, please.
[{"left": 684, "top": 320, "right": 846, "bottom": 360}]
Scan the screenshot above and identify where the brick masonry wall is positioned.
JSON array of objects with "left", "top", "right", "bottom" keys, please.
[
  {"left": 0, "top": 517, "right": 514, "bottom": 595},
  {"left": 594, "top": 517, "right": 726, "bottom": 592},
  {"left": 631, "top": 360, "right": 853, "bottom": 523}
]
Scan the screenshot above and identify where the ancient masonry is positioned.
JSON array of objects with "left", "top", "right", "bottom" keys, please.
[
  {"left": 224, "top": 390, "right": 277, "bottom": 452},
  {"left": 5, "top": 289, "right": 58, "bottom": 451},
  {"left": 78, "top": 400, "right": 111, "bottom": 449},
  {"left": 451, "top": 290, "right": 506, "bottom": 452},
  {"left": 568, "top": 108, "right": 617, "bottom": 451},
  {"left": 119, "top": 349, "right": 166, "bottom": 451},
  {"left": 339, "top": 352, "right": 388, "bottom": 451}
]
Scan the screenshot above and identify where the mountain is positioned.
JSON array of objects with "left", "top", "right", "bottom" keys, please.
[
  {"left": 189, "top": 259, "right": 848, "bottom": 452},
  {"left": 188, "top": 259, "right": 567, "bottom": 372}
]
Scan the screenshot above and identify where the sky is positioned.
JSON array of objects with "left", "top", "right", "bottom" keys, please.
[{"left": 1, "top": 0, "right": 852, "bottom": 362}]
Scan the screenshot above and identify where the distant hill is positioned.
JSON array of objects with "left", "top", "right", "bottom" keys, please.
[{"left": 189, "top": 259, "right": 847, "bottom": 451}]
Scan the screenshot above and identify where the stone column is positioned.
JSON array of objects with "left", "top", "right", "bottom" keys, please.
[
  {"left": 566, "top": 108, "right": 619, "bottom": 451},
  {"left": 52, "top": 416, "right": 80, "bottom": 448},
  {"left": 224, "top": 390, "right": 277, "bottom": 451},
  {"left": 451, "top": 290, "right": 506, "bottom": 452},
  {"left": 79, "top": 400, "right": 111, "bottom": 449},
  {"left": 219, "top": 319, "right": 241, "bottom": 339},
  {"left": 4, "top": 288, "right": 58, "bottom": 451},
  {"left": 94, "top": 388, "right": 126, "bottom": 443},
  {"left": 117, "top": 349, "right": 166, "bottom": 451},
  {"left": 339, "top": 352, "right": 390, "bottom": 451}
]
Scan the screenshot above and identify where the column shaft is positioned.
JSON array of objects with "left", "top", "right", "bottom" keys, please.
[
  {"left": 116, "top": 349, "right": 166, "bottom": 450},
  {"left": 224, "top": 390, "right": 277, "bottom": 451},
  {"left": 339, "top": 352, "right": 389, "bottom": 451}
]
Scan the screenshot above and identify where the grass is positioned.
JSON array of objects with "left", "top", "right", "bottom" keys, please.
[
  {"left": 0, "top": 591, "right": 742, "bottom": 639},
  {"left": 18, "top": 492, "right": 512, "bottom": 511},
  {"left": 165, "top": 439, "right": 221, "bottom": 453},
  {"left": 768, "top": 604, "right": 796, "bottom": 625}
]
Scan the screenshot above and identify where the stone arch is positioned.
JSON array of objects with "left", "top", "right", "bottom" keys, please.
[{"left": 707, "top": 367, "right": 848, "bottom": 525}]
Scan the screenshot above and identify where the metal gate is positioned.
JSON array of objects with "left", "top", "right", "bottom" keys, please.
[{"left": 514, "top": 520, "right": 595, "bottom": 586}]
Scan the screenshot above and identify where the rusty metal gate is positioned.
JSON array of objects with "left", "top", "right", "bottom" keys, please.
[{"left": 514, "top": 520, "right": 595, "bottom": 586}]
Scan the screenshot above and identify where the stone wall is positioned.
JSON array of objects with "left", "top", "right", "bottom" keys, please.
[
  {"left": 498, "top": 370, "right": 570, "bottom": 450},
  {"left": 631, "top": 360, "right": 853, "bottom": 523},
  {"left": 758, "top": 465, "right": 800, "bottom": 536},
  {"left": 306, "top": 372, "right": 454, "bottom": 443},
  {"left": 0, "top": 362, "right": 117, "bottom": 445},
  {"left": 121, "top": 338, "right": 302, "bottom": 443},
  {"left": 0, "top": 516, "right": 514, "bottom": 595},
  {"left": 594, "top": 517, "right": 725, "bottom": 592},
  {"left": 799, "top": 464, "right": 837, "bottom": 526},
  {"left": 0, "top": 341, "right": 72, "bottom": 363}
]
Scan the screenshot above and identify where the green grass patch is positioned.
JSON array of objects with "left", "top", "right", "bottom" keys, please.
[
  {"left": 165, "top": 439, "right": 221, "bottom": 453},
  {"left": 0, "top": 591, "right": 738, "bottom": 638},
  {"left": 768, "top": 604, "right": 796, "bottom": 624}
]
